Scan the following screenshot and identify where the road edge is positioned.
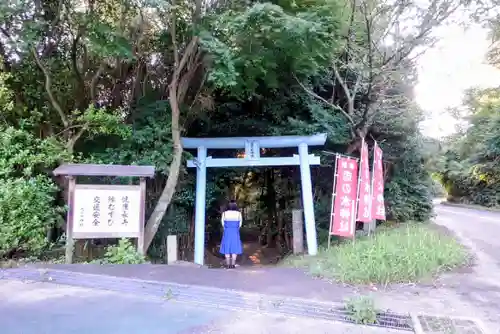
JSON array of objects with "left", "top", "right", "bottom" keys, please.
[{"left": 440, "top": 201, "right": 500, "bottom": 213}]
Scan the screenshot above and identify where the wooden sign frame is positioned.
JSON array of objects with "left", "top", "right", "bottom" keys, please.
[{"left": 53, "top": 164, "right": 155, "bottom": 263}]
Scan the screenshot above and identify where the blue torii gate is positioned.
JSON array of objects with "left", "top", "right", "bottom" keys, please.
[{"left": 181, "top": 133, "right": 327, "bottom": 265}]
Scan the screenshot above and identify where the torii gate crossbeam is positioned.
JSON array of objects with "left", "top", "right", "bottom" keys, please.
[{"left": 181, "top": 133, "right": 327, "bottom": 265}]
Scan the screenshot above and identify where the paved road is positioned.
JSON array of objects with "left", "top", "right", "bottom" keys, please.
[
  {"left": 0, "top": 280, "right": 396, "bottom": 334},
  {"left": 434, "top": 203, "right": 500, "bottom": 268},
  {"left": 433, "top": 203, "right": 500, "bottom": 332},
  {"left": 3, "top": 202, "right": 498, "bottom": 334}
]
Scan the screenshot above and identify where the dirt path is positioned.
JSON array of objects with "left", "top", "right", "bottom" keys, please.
[{"left": 205, "top": 236, "right": 283, "bottom": 268}]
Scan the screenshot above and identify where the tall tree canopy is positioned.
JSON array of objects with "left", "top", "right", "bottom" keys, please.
[{"left": 431, "top": 13, "right": 500, "bottom": 207}]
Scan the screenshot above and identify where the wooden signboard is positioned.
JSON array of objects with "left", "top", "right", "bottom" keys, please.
[{"left": 53, "top": 164, "right": 155, "bottom": 263}]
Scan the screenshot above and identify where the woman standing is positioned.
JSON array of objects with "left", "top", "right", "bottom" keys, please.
[{"left": 220, "top": 201, "right": 243, "bottom": 269}]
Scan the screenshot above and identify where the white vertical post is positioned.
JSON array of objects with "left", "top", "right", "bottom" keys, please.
[
  {"left": 194, "top": 146, "right": 207, "bottom": 265},
  {"left": 292, "top": 209, "right": 304, "bottom": 254},
  {"left": 366, "top": 142, "right": 377, "bottom": 235},
  {"left": 354, "top": 139, "right": 364, "bottom": 237},
  {"left": 167, "top": 235, "right": 178, "bottom": 264},
  {"left": 298, "top": 143, "right": 318, "bottom": 256}
]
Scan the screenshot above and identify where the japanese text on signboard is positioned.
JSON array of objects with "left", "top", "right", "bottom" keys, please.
[
  {"left": 356, "top": 140, "right": 371, "bottom": 222},
  {"left": 371, "top": 143, "right": 386, "bottom": 220},
  {"left": 72, "top": 185, "right": 141, "bottom": 236},
  {"left": 330, "top": 156, "right": 358, "bottom": 237}
]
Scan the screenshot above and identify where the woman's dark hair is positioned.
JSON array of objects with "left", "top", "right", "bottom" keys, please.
[{"left": 227, "top": 201, "right": 238, "bottom": 211}]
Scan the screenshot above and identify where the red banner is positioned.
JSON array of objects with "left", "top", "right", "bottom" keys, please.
[
  {"left": 356, "top": 139, "right": 371, "bottom": 222},
  {"left": 371, "top": 143, "right": 386, "bottom": 220},
  {"left": 330, "top": 156, "right": 358, "bottom": 237}
]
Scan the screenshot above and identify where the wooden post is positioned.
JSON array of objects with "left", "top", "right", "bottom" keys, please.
[
  {"left": 65, "top": 176, "right": 76, "bottom": 264},
  {"left": 167, "top": 235, "right": 178, "bottom": 264},
  {"left": 292, "top": 209, "right": 304, "bottom": 254},
  {"left": 328, "top": 155, "right": 339, "bottom": 249},
  {"left": 138, "top": 177, "right": 146, "bottom": 255}
]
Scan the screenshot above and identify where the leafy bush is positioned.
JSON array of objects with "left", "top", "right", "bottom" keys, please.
[
  {"left": 0, "top": 176, "right": 64, "bottom": 257},
  {"left": 285, "top": 224, "right": 468, "bottom": 285},
  {"left": 97, "top": 238, "right": 146, "bottom": 264},
  {"left": 0, "top": 126, "right": 69, "bottom": 178},
  {"left": 0, "top": 126, "right": 68, "bottom": 258}
]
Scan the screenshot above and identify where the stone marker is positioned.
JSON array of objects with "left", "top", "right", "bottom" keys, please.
[
  {"left": 292, "top": 209, "right": 304, "bottom": 254},
  {"left": 167, "top": 235, "right": 178, "bottom": 264}
]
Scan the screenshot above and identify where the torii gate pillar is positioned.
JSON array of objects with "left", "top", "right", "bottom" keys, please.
[
  {"left": 183, "top": 134, "right": 327, "bottom": 265},
  {"left": 194, "top": 146, "right": 207, "bottom": 265},
  {"left": 298, "top": 142, "right": 318, "bottom": 256}
]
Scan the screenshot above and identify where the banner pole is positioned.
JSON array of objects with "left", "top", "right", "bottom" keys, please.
[
  {"left": 333, "top": 153, "right": 359, "bottom": 161},
  {"left": 328, "top": 154, "right": 339, "bottom": 249},
  {"left": 354, "top": 138, "right": 364, "bottom": 228},
  {"left": 351, "top": 198, "right": 356, "bottom": 243},
  {"left": 368, "top": 141, "right": 377, "bottom": 236}
]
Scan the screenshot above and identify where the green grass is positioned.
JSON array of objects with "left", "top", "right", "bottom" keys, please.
[{"left": 284, "top": 223, "right": 469, "bottom": 285}]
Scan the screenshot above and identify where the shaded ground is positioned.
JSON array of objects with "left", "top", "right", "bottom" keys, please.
[
  {"left": 0, "top": 280, "right": 398, "bottom": 334},
  {"left": 204, "top": 241, "right": 283, "bottom": 268},
  {"left": 204, "top": 227, "right": 284, "bottom": 268},
  {"left": 36, "top": 263, "right": 356, "bottom": 301}
]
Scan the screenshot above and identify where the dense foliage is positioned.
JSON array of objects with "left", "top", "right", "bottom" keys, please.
[
  {"left": 436, "top": 88, "right": 500, "bottom": 207},
  {"left": 431, "top": 17, "right": 500, "bottom": 207},
  {"left": 0, "top": 127, "right": 67, "bottom": 257},
  {"left": 1, "top": 0, "right": 490, "bottom": 260}
]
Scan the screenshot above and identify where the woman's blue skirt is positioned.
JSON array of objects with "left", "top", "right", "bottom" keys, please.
[{"left": 220, "top": 220, "right": 243, "bottom": 255}]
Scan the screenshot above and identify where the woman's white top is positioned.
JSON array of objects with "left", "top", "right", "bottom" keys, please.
[{"left": 221, "top": 210, "right": 242, "bottom": 228}]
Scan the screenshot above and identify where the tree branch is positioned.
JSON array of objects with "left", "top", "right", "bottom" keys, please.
[
  {"left": 294, "top": 74, "right": 354, "bottom": 124},
  {"left": 381, "top": 0, "right": 461, "bottom": 68},
  {"left": 356, "top": 1, "right": 375, "bottom": 130},
  {"left": 0, "top": 40, "right": 11, "bottom": 71},
  {"left": 171, "top": 3, "right": 180, "bottom": 77},
  {"left": 71, "top": 31, "right": 84, "bottom": 87},
  {"left": 332, "top": 63, "right": 355, "bottom": 115},
  {"left": 31, "top": 47, "right": 69, "bottom": 128},
  {"left": 177, "top": 50, "right": 202, "bottom": 102},
  {"left": 66, "top": 123, "right": 88, "bottom": 154},
  {"left": 54, "top": 124, "right": 86, "bottom": 137},
  {"left": 90, "top": 62, "right": 106, "bottom": 104}
]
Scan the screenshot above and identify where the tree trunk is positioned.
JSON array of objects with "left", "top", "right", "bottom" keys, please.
[
  {"left": 276, "top": 209, "right": 283, "bottom": 253},
  {"left": 143, "top": 84, "right": 183, "bottom": 250},
  {"left": 264, "top": 169, "right": 276, "bottom": 247}
]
